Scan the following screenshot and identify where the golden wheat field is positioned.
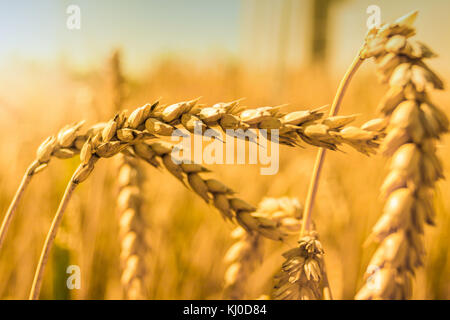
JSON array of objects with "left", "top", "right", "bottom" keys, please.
[{"left": 0, "top": 1, "right": 449, "bottom": 301}]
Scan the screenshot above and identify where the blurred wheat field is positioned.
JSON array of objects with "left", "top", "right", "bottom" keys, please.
[
  {"left": 1, "top": 1, "right": 450, "bottom": 301},
  {"left": 0, "top": 51, "right": 448, "bottom": 300}
]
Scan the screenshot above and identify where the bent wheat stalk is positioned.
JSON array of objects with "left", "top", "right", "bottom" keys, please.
[
  {"left": 289, "top": 46, "right": 367, "bottom": 301},
  {"left": 0, "top": 161, "right": 36, "bottom": 250},
  {"left": 356, "top": 11, "right": 448, "bottom": 300},
  {"left": 300, "top": 50, "right": 365, "bottom": 237},
  {"left": 29, "top": 156, "right": 98, "bottom": 300}
]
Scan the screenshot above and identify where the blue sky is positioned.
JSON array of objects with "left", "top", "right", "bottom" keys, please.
[
  {"left": 0, "top": 0, "right": 240, "bottom": 71},
  {"left": 1, "top": 0, "right": 450, "bottom": 74}
]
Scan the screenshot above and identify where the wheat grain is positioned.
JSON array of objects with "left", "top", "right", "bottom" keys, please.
[{"left": 356, "top": 11, "right": 448, "bottom": 300}]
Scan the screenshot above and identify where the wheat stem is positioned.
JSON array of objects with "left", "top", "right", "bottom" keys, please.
[
  {"left": 0, "top": 160, "right": 38, "bottom": 251},
  {"left": 300, "top": 51, "right": 364, "bottom": 238},
  {"left": 29, "top": 178, "right": 77, "bottom": 300},
  {"left": 29, "top": 158, "right": 97, "bottom": 300}
]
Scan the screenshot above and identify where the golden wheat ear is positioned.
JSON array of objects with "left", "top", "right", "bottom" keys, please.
[
  {"left": 356, "top": 11, "right": 448, "bottom": 300},
  {"left": 273, "top": 230, "right": 332, "bottom": 300}
]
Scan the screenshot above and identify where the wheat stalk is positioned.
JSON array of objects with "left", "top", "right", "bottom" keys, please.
[
  {"left": 356, "top": 11, "right": 448, "bottom": 300},
  {"left": 223, "top": 197, "right": 302, "bottom": 299},
  {"left": 274, "top": 28, "right": 390, "bottom": 300},
  {"left": 299, "top": 50, "right": 366, "bottom": 238},
  {"left": 29, "top": 155, "right": 98, "bottom": 299},
  {"left": 280, "top": 42, "right": 382, "bottom": 301}
]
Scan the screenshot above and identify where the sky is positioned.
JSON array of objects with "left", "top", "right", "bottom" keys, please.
[
  {"left": 0, "top": 0, "right": 240, "bottom": 72},
  {"left": 1, "top": 0, "right": 450, "bottom": 75}
]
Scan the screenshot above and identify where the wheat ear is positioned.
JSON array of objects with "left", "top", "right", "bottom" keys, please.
[
  {"left": 356, "top": 11, "right": 448, "bottom": 300},
  {"left": 223, "top": 197, "right": 302, "bottom": 299},
  {"left": 0, "top": 121, "right": 86, "bottom": 251},
  {"left": 142, "top": 99, "right": 381, "bottom": 154},
  {"left": 117, "top": 154, "right": 148, "bottom": 299},
  {"left": 273, "top": 231, "right": 327, "bottom": 300},
  {"left": 224, "top": 227, "right": 263, "bottom": 299}
]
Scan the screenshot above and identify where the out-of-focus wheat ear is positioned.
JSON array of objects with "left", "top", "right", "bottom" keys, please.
[
  {"left": 29, "top": 156, "right": 99, "bottom": 300},
  {"left": 110, "top": 49, "right": 149, "bottom": 300},
  {"left": 223, "top": 197, "right": 302, "bottom": 299},
  {"left": 110, "top": 50, "right": 126, "bottom": 112},
  {"left": 273, "top": 231, "right": 328, "bottom": 300},
  {"left": 117, "top": 153, "right": 148, "bottom": 299},
  {"left": 357, "top": 11, "right": 448, "bottom": 300},
  {"left": 0, "top": 121, "right": 87, "bottom": 252},
  {"left": 223, "top": 226, "right": 263, "bottom": 300}
]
